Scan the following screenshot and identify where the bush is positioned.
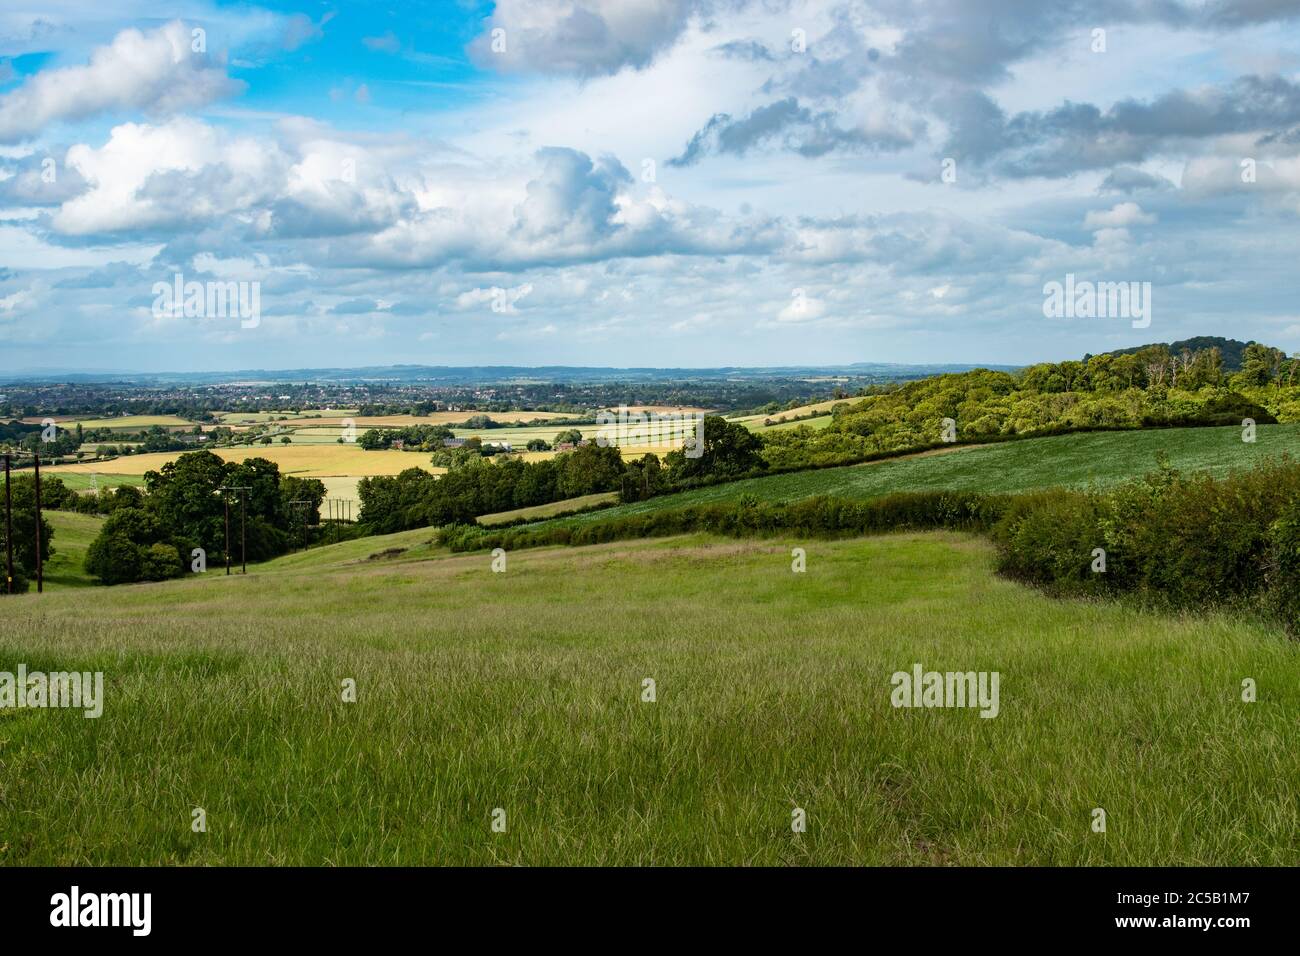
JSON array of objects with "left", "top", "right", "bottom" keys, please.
[
  {"left": 141, "top": 542, "right": 184, "bottom": 581},
  {"left": 992, "top": 456, "right": 1300, "bottom": 611},
  {"left": 991, "top": 489, "right": 1110, "bottom": 594},
  {"left": 1267, "top": 497, "right": 1300, "bottom": 634},
  {"left": 85, "top": 533, "right": 143, "bottom": 585}
]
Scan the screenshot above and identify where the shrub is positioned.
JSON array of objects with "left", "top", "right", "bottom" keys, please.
[
  {"left": 1266, "top": 497, "right": 1300, "bottom": 634},
  {"left": 991, "top": 489, "right": 1110, "bottom": 594},
  {"left": 141, "top": 542, "right": 184, "bottom": 582},
  {"left": 85, "top": 533, "right": 143, "bottom": 585}
]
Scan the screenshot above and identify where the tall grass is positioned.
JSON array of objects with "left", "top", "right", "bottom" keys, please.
[{"left": 0, "top": 532, "right": 1295, "bottom": 865}]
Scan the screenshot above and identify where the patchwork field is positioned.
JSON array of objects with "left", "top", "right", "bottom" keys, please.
[{"left": 1, "top": 531, "right": 1294, "bottom": 865}]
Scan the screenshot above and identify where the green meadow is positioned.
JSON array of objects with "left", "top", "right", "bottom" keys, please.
[{"left": 0, "top": 531, "right": 1295, "bottom": 865}]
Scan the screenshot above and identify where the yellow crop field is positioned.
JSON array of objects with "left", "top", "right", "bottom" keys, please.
[
  {"left": 42, "top": 445, "right": 442, "bottom": 479},
  {"left": 30, "top": 414, "right": 197, "bottom": 430},
  {"left": 731, "top": 397, "right": 860, "bottom": 428}
]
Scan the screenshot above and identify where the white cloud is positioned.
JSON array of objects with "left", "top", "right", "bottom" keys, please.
[
  {"left": 470, "top": 0, "right": 702, "bottom": 77},
  {"left": 0, "top": 21, "right": 243, "bottom": 144},
  {"left": 1083, "top": 202, "right": 1157, "bottom": 230}
]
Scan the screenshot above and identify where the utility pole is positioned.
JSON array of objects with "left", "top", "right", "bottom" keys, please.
[
  {"left": 3, "top": 453, "right": 12, "bottom": 595},
  {"left": 33, "top": 451, "right": 42, "bottom": 593},
  {"left": 220, "top": 486, "right": 252, "bottom": 575},
  {"left": 224, "top": 494, "right": 231, "bottom": 575}
]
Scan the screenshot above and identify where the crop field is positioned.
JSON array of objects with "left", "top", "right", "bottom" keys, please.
[
  {"left": 477, "top": 492, "right": 619, "bottom": 525},
  {"left": 213, "top": 410, "right": 350, "bottom": 425},
  {"left": 0, "top": 530, "right": 1294, "bottom": 865},
  {"left": 731, "top": 398, "right": 849, "bottom": 427},
  {"left": 40, "top": 445, "right": 439, "bottom": 480},
  {"left": 747, "top": 414, "right": 835, "bottom": 433},
  {"left": 42, "top": 472, "right": 145, "bottom": 493},
  {"left": 51, "top": 415, "right": 198, "bottom": 431},
  {"left": 501, "top": 424, "right": 1300, "bottom": 533}
]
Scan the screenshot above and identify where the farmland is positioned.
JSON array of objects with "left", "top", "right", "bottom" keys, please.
[
  {"left": 24, "top": 415, "right": 195, "bottom": 431},
  {"left": 499, "top": 424, "right": 1300, "bottom": 533},
  {"left": 0, "top": 530, "right": 1294, "bottom": 865},
  {"left": 42, "top": 444, "right": 437, "bottom": 480}
]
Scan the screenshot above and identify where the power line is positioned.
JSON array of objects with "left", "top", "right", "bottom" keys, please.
[{"left": 219, "top": 486, "right": 252, "bottom": 575}]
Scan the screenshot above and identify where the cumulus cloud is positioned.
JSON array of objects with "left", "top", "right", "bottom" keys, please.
[
  {"left": 47, "top": 117, "right": 415, "bottom": 239},
  {"left": 1099, "top": 166, "right": 1176, "bottom": 193},
  {"left": 941, "top": 74, "right": 1300, "bottom": 179},
  {"left": 469, "top": 0, "right": 706, "bottom": 76},
  {"left": 671, "top": 96, "right": 920, "bottom": 165},
  {"left": 0, "top": 21, "right": 243, "bottom": 144},
  {"left": 1083, "top": 202, "right": 1157, "bottom": 229}
]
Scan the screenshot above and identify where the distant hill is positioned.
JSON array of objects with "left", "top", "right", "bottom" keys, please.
[
  {"left": 1089, "top": 337, "right": 1262, "bottom": 372},
  {"left": 0, "top": 362, "right": 1018, "bottom": 386}
]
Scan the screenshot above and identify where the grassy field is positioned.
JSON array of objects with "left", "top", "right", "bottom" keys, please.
[
  {"left": 0, "top": 530, "right": 1294, "bottom": 865},
  {"left": 38, "top": 511, "right": 104, "bottom": 589},
  {"left": 43, "top": 472, "right": 145, "bottom": 493},
  {"left": 749, "top": 414, "right": 835, "bottom": 433},
  {"left": 477, "top": 492, "right": 619, "bottom": 525},
  {"left": 48, "top": 415, "right": 197, "bottom": 431},
  {"left": 506, "top": 424, "right": 1300, "bottom": 532}
]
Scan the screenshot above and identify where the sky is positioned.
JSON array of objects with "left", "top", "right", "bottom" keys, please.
[{"left": 1, "top": 1, "right": 1300, "bottom": 372}]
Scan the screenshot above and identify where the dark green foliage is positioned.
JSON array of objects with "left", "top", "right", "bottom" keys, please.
[
  {"left": 1265, "top": 498, "right": 1300, "bottom": 634},
  {"left": 989, "top": 490, "right": 1110, "bottom": 594},
  {"left": 85, "top": 533, "right": 143, "bottom": 586},
  {"left": 992, "top": 457, "right": 1300, "bottom": 611},
  {"left": 664, "top": 416, "right": 765, "bottom": 483},
  {"left": 358, "top": 424, "right": 455, "bottom": 450},
  {"left": 360, "top": 444, "right": 629, "bottom": 532},
  {"left": 0, "top": 473, "right": 55, "bottom": 595},
  {"left": 84, "top": 449, "right": 313, "bottom": 585}
]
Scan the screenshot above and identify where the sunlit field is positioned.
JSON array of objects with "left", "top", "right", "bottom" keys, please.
[{"left": 41, "top": 445, "right": 438, "bottom": 480}]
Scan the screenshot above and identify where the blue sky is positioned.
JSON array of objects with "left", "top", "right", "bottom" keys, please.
[{"left": 2, "top": 1, "right": 1300, "bottom": 372}]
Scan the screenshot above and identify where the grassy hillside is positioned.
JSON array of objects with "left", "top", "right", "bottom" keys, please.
[
  {"left": 39, "top": 511, "right": 104, "bottom": 589},
  {"left": 0, "top": 531, "right": 1294, "bottom": 865},
  {"left": 504, "top": 424, "right": 1300, "bottom": 533},
  {"left": 477, "top": 492, "right": 618, "bottom": 526}
]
